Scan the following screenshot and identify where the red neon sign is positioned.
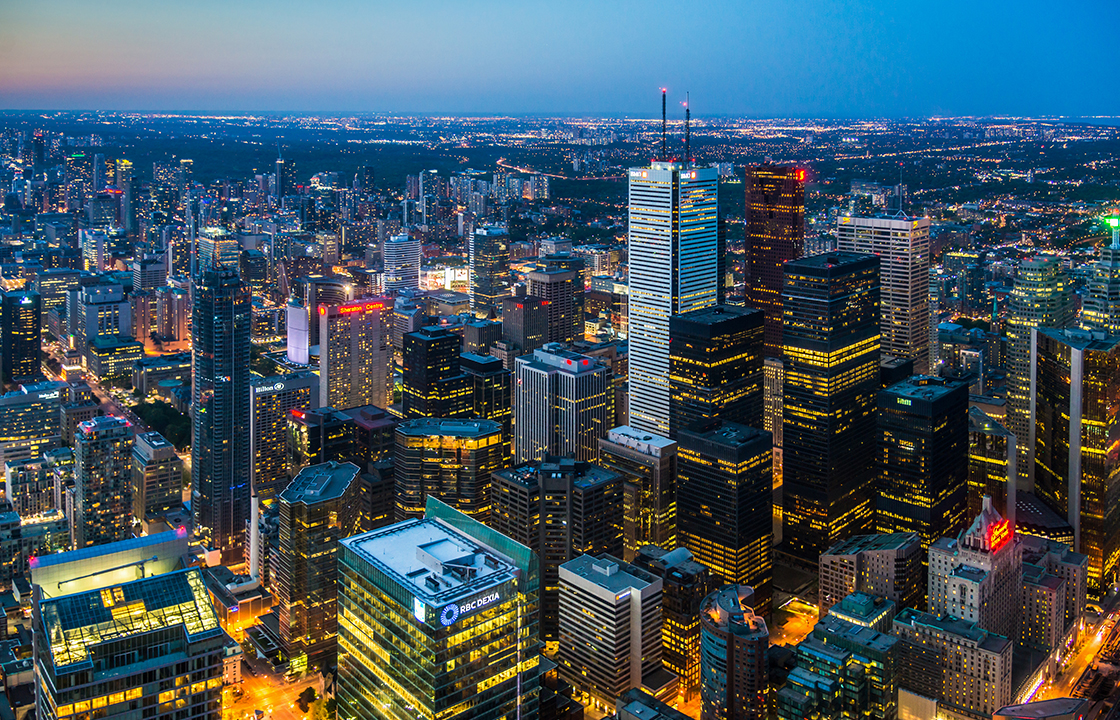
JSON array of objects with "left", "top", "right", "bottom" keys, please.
[
  {"left": 796, "top": 169, "right": 806, "bottom": 182},
  {"left": 318, "top": 305, "right": 326, "bottom": 316},
  {"left": 337, "top": 301, "right": 385, "bottom": 314},
  {"left": 988, "top": 519, "right": 1011, "bottom": 553}
]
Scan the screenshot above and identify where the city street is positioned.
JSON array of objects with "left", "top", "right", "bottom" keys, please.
[
  {"left": 227, "top": 659, "right": 320, "bottom": 720},
  {"left": 1034, "top": 602, "right": 1120, "bottom": 702}
]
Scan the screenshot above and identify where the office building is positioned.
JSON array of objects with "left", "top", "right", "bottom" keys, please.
[
  {"left": 191, "top": 267, "right": 251, "bottom": 562},
  {"left": 743, "top": 165, "right": 805, "bottom": 356},
  {"left": 876, "top": 376, "right": 969, "bottom": 549},
  {"left": 87, "top": 335, "right": 144, "bottom": 383},
  {"left": 928, "top": 497, "right": 1023, "bottom": 639},
  {"left": 276, "top": 461, "right": 362, "bottom": 670},
  {"left": 1, "top": 290, "right": 41, "bottom": 384},
  {"left": 1032, "top": 327, "right": 1120, "bottom": 596},
  {"left": 286, "top": 405, "right": 357, "bottom": 477},
  {"left": 527, "top": 264, "right": 581, "bottom": 344},
  {"left": 501, "top": 295, "right": 548, "bottom": 359},
  {"left": 383, "top": 233, "right": 421, "bottom": 292},
  {"left": 558, "top": 554, "right": 674, "bottom": 709},
  {"left": 818, "top": 532, "right": 923, "bottom": 617},
  {"left": 598, "top": 426, "right": 678, "bottom": 560},
  {"left": 514, "top": 343, "right": 612, "bottom": 464},
  {"left": 782, "top": 252, "right": 880, "bottom": 562},
  {"left": 677, "top": 420, "right": 773, "bottom": 614},
  {"left": 893, "top": 608, "right": 1013, "bottom": 720},
  {"left": 74, "top": 416, "right": 133, "bottom": 549},
  {"left": 1005, "top": 256, "right": 1075, "bottom": 479},
  {"left": 763, "top": 357, "right": 784, "bottom": 492},
  {"left": 1082, "top": 229, "right": 1120, "bottom": 335},
  {"left": 1020, "top": 534, "right": 1088, "bottom": 646},
  {"left": 968, "top": 407, "right": 1016, "bottom": 523},
  {"left": 627, "top": 161, "right": 719, "bottom": 436},
  {"left": 827, "top": 592, "right": 896, "bottom": 634},
  {"left": 0, "top": 506, "right": 68, "bottom": 590},
  {"left": 491, "top": 457, "right": 624, "bottom": 640},
  {"left": 463, "top": 319, "right": 503, "bottom": 355},
  {"left": 336, "top": 498, "right": 540, "bottom": 720},
  {"left": 319, "top": 297, "right": 391, "bottom": 410},
  {"left": 79, "top": 228, "right": 111, "bottom": 272},
  {"left": 394, "top": 418, "right": 503, "bottom": 522},
  {"left": 0, "top": 381, "right": 65, "bottom": 470},
  {"left": 130, "top": 431, "right": 183, "bottom": 522},
  {"left": 699, "top": 585, "right": 768, "bottom": 720},
  {"left": 469, "top": 225, "right": 510, "bottom": 317},
  {"left": 668, "top": 305, "right": 764, "bottom": 439},
  {"left": 402, "top": 326, "right": 472, "bottom": 419},
  {"left": 251, "top": 372, "right": 318, "bottom": 502},
  {"left": 461, "top": 352, "right": 512, "bottom": 463},
  {"left": 67, "top": 284, "right": 131, "bottom": 359},
  {"left": 34, "top": 568, "right": 225, "bottom": 720},
  {"left": 836, "top": 214, "right": 931, "bottom": 373},
  {"left": 198, "top": 227, "right": 241, "bottom": 270},
  {"left": 634, "top": 546, "right": 716, "bottom": 695}
]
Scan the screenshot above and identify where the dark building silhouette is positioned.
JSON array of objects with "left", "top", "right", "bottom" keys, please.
[
  {"left": 1, "top": 289, "right": 41, "bottom": 384},
  {"left": 401, "top": 326, "right": 471, "bottom": 419}
]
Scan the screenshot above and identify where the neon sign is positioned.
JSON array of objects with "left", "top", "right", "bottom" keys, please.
[
  {"left": 988, "top": 519, "right": 1011, "bottom": 553},
  {"left": 338, "top": 302, "right": 384, "bottom": 314},
  {"left": 439, "top": 591, "right": 501, "bottom": 626}
]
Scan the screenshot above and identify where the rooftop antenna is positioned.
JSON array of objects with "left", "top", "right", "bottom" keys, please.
[
  {"left": 660, "top": 88, "right": 667, "bottom": 161},
  {"left": 684, "top": 93, "right": 691, "bottom": 164}
]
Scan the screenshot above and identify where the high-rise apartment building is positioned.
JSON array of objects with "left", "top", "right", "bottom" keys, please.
[
  {"left": 394, "top": 418, "right": 503, "bottom": 522},
  {"left": 276, "top": 461, "right": 362, "bottom": 670},
  {"left": 627, "top": 161, "right": 719, "bottom": 436},
  {"left": 402, "top": 326, "right": 471, "bottom": 419},
  {"left": 34, "top": 568, "right": 225, "bottom": 720},
  {"left": 668, "top": 305, "right": 764, "bottom": 439},
  {"left": 558, "top": 554, "right": 672, "bottom": 709},
  {"left": 74, "top": 416, "right": 133, "bottom": 548},
  {"left": 699, "top": 585, "right": 769, "bottom": 720},
  {"left": 383, "top": 233, "right": 421, "bottom": 292},
  {"left": 743, "top": 165, "right": 805, "bottom": 357},
  {"left": 928, "top": 497, "right": 1023, "bottom": 639},
  {"left": 782, "top": 252, "right": 880, "bottom": 562},
  {"left": 469, "top": 225, "right": 510, "bottom": 317},
  {"left": 818, "top": 532, "right": 924, "bottom": 617},
  {"left": 191, "top": 267, "right": 251, "bottom": 562},
  {"left": 599, "top": 426, "right": 679, "bottom": 560},
  {"left": 1, "top": 290, "right": 41, "bottom": 384},
  {"left": 836, "top": 214, "right": 931, "bottom": 373},
  {"left": 319, "top": 298, "right": 391, "bottom": 410},
  {"left": 1032, "top": 327, "right": 1120, "bottom": 595},
  {"left": 491, "top": 457, "right": 624, "bottom": 639},
  {"left": 130, "top": 431, "right": 183, "bottom": 522},
  {"left": 677, "top": 420, "right": 773, "bottom": 614},
  {"left": 250, "top": 372, "right": 318, "bottom": 502},
  {"left": 1005, "top": 256, "right": 1075, "bottom": 479},
  {"left": 876, "top": 376, "right": 969, "bottom": 549},
  {"left": 968, "top": 407, "right": 1016, "bottom": 524},
  {"left": 527, "top": 265, "right": 581, "bottom": 344},
  {"left": 514, "top": 343, "right": 612, "bottom": 464},
  {"left": 336, "top": 498, "right": 540, "bottom": 720}
]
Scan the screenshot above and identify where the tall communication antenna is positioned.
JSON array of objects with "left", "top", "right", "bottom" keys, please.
[
  {"left": 660, "top": 88, "right": 667, "bottom": 161},
  {"left": 684, "top": 93, "right": 691, "bottom": 164}
]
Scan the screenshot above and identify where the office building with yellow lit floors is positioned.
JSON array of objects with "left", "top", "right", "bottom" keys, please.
[
  {"left": 677, "top": 420, "right": 773, "bottom": 615},
  {"left": 402, "top": 326, "right": 472, "bottom": 419},
  {"left": 1, "top": 289, "right": 41, "bottom": 384},
  {"left": 394, "top": 418, "right": 504, "bottom": 523},
  {"left": 598, "top": 426, "right": 679, "bottom": 561},
  {"left": 875, "top": 375, "right": 970, "bottom": 550},
  {"left": 967, "top": 406, "right": 1016, "bottom": 522},
  {"left": 700, "top": 585, "right": 768, "bottom": 720},
  {"left": 781, "top": 252, "right": 880, "bottom": 563},
  {"left": 34, "top": 568, "right": 225, "bottom": 720},
  {"left": 336, "top": 497, "right": 540, "bottom": 720}
]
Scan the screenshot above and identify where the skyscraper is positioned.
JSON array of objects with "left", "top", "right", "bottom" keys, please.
[
  {"left": 1083, "top": 220, "right": 1120, "bottom": 334},
  {"left": 599, "top": 426, "right": 679, "bottom": 560},
  {"left": 677, "top": 420, "right": 773, "bottom": 614},
  {"left": 628, "top": 161, "right": 719, "bottom": 436},
  {"left": 1005, "top": 256, "right": 1075, "bottom": 478},
  {"left": 74, "top": 416, "right": 133, "bottom": 548},
  {"left": 319, "top": 298, "right": 391, "bottom": 410},
  {"left": 1032, "top": 327, "right": 1120, "bottom": 596},
  {"left": 836, "top": 214, "right": 931, "bottom": 373},
  {"left": 461, "top": 352, "right": 512, "bottom": 463},
  {"left": 131, "top": 431, "right": 183, "bottom": 522},
  {"left": 782, "top": 252, "right": 880, "bottom": 562},
  {"left": 500, "top": 295, "right": 548, "bottom": 359},
  {"left": 402, "top": 326, "right": 472, "bottom": 419},
  {"left": 527, "top": 264, "right": 581, "bottom": 344},
  {"left": 968, "top": 406, "right": 1016, "bottom": 523},
  {"left": 669, "top": 305, "right": 764, "bottom": 439},
  {"left": 394, "top": 418, "right": 504, "bottom": 522},
  {"left": 513, "top": 343, "right": 613, "bottom": 464},
  {"left": 699, "top": 585, "right": 769, "bottom": 720},
  {"left": 250, "top": 372, "right": 319, "bottom": 502},
  {"left": 469, "top": 224, "right": 510, "bottom": 317},
  {"left": 383, "top": 233, "right": 421, "bottom": 293},
  {"left": 276, "top": 461, "right": 362, "bottom": 671},
  {"left": 875, "top": 376, "right": 969, "bottom": 550},
  {"left": 191, "top": 267, "right": 251, "bottom": 562},
  {"left": 336, "top": 498, "right": 540, "bottom": 720},
  {"left": 491, "top": 456, "right": 624, "bottom": 639},
  {"left": 743, "top": 165, "right": 805, "bottom": 357},
  {"left": 1, "top": 290, "right": 41, "bottom": 384}
]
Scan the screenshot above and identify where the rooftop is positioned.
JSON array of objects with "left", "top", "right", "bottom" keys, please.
[
  {"left": 396, "top": 417, "right": 502, "bottom": 439},
  {"left": 560, "top": 554, "right": 658, "bottom": 595},
  {"left": 280, "top": 461, "right": 359, "bottom": 506},
  {"left": 882, "top": 375, "right": 967, "bottom": 402},
  {"left": 894, "top": 607, "right": 1011, "bottom": 654},
  {"left": 605, "top": 426, "right": 676, "bottom": 455},
  {"left": 968, "top": 406, "right": 1012, "bottom": 437},
  {"left": 823, "top": 532, "right": 920, "bottom": 557},
  {"left": 494, "top": 457, "right": 620, "bottom": 491},
  {"left": 994, "top": 698, "right": 1089, "bottom": 719}
]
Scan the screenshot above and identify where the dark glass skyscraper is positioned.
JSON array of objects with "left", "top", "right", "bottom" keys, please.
[
  {"left": 1, "top": 289, "right": 41, "bottom": 384},
  {"left": 782, "top": 252, "right": 880, "bottom": 563},
  {"left": 501, "top": 295, "right": 548, "bottom": 357},
  {"left": 669, "top": 305, "right": 764, "bottom": 439},
  {"left": 469, "top": 225, "right": 510, "bottom": 318},
  {"left": 744, "top": 165, "right": 805, "bottom": 357},
  {"left": 192, "top": 267, "right": 252, "bottom": 562},
  {"left": 677, "top": 420, "right": 774, "bottom": 615},
  {"left": 402, "top": 326, "right": 471, "bottom": 419},
  {"left": 875, "top": 375, "right": 969, "bottom": 550}
]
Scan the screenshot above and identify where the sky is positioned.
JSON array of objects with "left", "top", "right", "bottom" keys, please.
[{"left": 1, "top": 0, "right": 1116, "bottom": 118}]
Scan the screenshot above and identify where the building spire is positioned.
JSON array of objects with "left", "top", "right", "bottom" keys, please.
[{"left": 660, "top": 88, "right": 667, "bottom": 161}]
